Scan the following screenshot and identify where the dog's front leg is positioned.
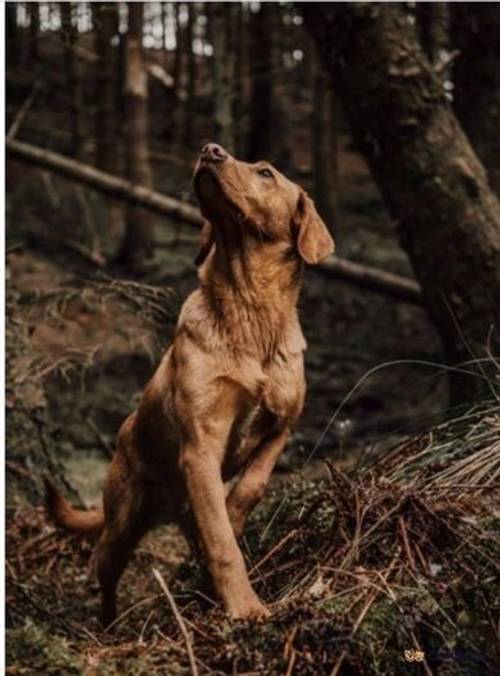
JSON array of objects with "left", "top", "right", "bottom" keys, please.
[
  {"left": 226, "top": 428, "right": 290, "bottom": 540},
  {"left": 179, "top": 438, "right": 270, "bottom": 620}
]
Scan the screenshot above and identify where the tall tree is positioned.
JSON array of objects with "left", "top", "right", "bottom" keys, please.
[
  {"left": 312, "top": 57, "right": 338, "bottom": 230},
  {"left": 93, "top": 2, "right": 122, "bottom": 240},
  {"left": 27, "top": 2, "right": 40, "bottom": 66},
  {"left": 173, "top": 2, "right": 184, "bottom": 99},
  {"left": 117, "top": 2, "right": 154, "bottom": 264},
  {"left": 212, "top": 4, "right": 235, "bottom": 152},
  {"left": 182, "top": 2, "right": 196, "bottom": 147},
  {"left": 247, "top": 4, "right": 274, "bottom": 161},
  {"left": 232, "top": 3, "right": 245, "bottom": 154},
  {"left": 303, "top": 3, "right": 500, "bottom": 402},
  {"left": 416, "top": 2, "right": 449, "bottom": 66},
  {"left": 247, "top": 4, "right": 289, "bottom": 165},
  {"left": 7, "top": 3, "right": 19, "bottom": 68},
  {"left": 451, "top": 4, "right": 500, "bottom": 196},
  {"left": 61, "top": 3, "right": 84, "bottom": 159}
]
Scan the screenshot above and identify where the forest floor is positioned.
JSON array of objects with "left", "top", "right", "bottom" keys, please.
[{"left": 8, "top": 125, "right": 497, "bottom": 674}]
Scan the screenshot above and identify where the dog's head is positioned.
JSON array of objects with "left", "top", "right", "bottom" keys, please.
[{"left": 193, "top": 144, "right": 335, "bottom": 267}]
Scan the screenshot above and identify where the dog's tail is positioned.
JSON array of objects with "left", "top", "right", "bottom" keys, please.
[{"left": 44, "top": 476, "right": 104, "bottom": 537}]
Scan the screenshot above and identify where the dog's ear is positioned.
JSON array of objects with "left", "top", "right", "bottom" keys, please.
[
  {"left": 293, "top": 190, "right": 335, "bottom": 264},
  {"left": 194, "top": 220, "right": 215, "bottom": 266}
]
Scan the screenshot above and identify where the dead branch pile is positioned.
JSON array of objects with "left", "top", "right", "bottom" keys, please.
[{"left": 6, "top": 401, "right": 499, "bottom": 674}]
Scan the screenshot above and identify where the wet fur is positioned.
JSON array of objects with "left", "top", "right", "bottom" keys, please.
[{"left": 45, "top": 147, "right": 335, "bottom": 625}]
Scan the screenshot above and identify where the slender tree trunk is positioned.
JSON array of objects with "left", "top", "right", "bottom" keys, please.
[
  {"left": 416, "top": 2, "right": 449, "bottom": 66},
  {"left": 232, "top": 3, "right": 244, "bottom": 154},
  {"left": 117, "top": 2, "right": 154, "bottom": 264},
  {"left": 303, "top": 3, "right": 500, "bottom": 402},
  {"left": 7, "top": 2, "right": 19, "bottom": 68},
  {"left": 93, "top": 2, "right": 122, "bottom": 241},
  {"left": 212, "top": 5, "right": 235, "bottom": 152},
  {"left": 451, "top": 4, "right": 500, "bottom": 197},
  {"left": 27, "top": 2, "right": 39, "bottom": 66},
  {"left": 61, "top": 3, "right": 84, "bottom": 159},
  {"left": 247, "top": 4, "right": 273, "bottom": 160},
  {"left": 247, "top": 5, "right": 289, "bottom": 165},
  {"left": 94, "top": 3, "right": 119, "bottom": 172},
  {"left": 312, "top": 58, "right": 338, "bottom": 229},
  {"left": 162, "top": 2, "right": 169, "bottom": 53},
  {"left": 182, "top": 3, "right": 196, "bottom": 147},
  {"left": 173, "top": 2, "right": 183, "bottom": 98}
]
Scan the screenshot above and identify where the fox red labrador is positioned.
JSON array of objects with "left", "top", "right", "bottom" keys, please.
[{"left": 45, "top": 143, "right": 335, "bottom": 624}]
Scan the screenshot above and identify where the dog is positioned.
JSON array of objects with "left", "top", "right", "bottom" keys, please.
[{"left": 45, "top": 143, "right": 335, "bottom": 624}]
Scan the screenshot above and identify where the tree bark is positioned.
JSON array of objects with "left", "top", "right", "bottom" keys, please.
[
  {"left": 312, "top": 57, "right": 338, "bottom": 230},
  {"left": 94, "top": 3, "right": 119, "bottom": 172},
  {"left": 27, "top": 2, "right": 39, "bottom": 65},
  {"left": 173, "top": 2, "right": 183, "bottom": 98},
  {"left": 212, "top": 5, "right": 235, "bottom": 152},
  {"left": 61, "top": 3, "right": 84, "bottom": 159},
  {"left": 232, "top": 3, "right": 245, "bottom": 155},
  {"left": 451, "top": 4, "right": 500, "bottom": 196},
  {"left": 303, "top": 3, "right": 500, "bottom": 402},
  {"left": 182, "top": 3, "right": 196, "bottom": 147},
  {"left": 416, "top": 2, "right": 449, "bottom": 66},
  {"left": 7, "top": 2, "right": 19, "bottom": 68},
  {"left": 117, "top": 2, "right": 154, "bottom": 265},
  {"left": 93, "top": 2, "right": 122, "bottom": 240},
  {"left": 247, "top": 4, "right": 274, "bottom": 161}
]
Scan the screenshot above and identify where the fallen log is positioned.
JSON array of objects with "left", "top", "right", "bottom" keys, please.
[
  {"left": 7, "top": 138, "right": 423, "bottom": 304},
  {"left": 317, "top": 256, "right": 422, "bottom": 304},
  {"left": 7, "top": 138, "right": 203, "bottom": 227}
]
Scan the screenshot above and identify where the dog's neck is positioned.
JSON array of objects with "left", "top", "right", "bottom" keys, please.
[{"left": 198, "top": 234, "right": 303, "bottom": 361}]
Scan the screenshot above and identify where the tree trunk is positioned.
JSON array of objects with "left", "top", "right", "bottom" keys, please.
[
  {"left": 93, "top": 2, "right": 122, "bottom": 242},
  {"left": 117, "top": 2, "right": 154, "bottom": 265},
  {"left": 247, "top": 4, "right": 274, "bottom": 161},
  {"left": 212, "top": 5, "right": 235, "bottom": 152},
  {"left": 61, "top": 3, "right": 84, "bottom": 159},
  {"left": 182, "top": 3, "right": 196, "bottom": 148},
  {"left": 303, "top": 3, "right": 500, "bottom": 402},
  {"left": 173, "top": 2, "right": 183, "bottom": 98},
  {"left": 7, "top": 2, "right": 19, "bottom": 68},
  {"left": 27, "top": 2, "right": 39, "bottom": 66},
  {"left": 451, "top": 4, "right": 500, "bottom": 196},
  {"left": 312, "top": 57, "right": 338, "bottom": 230},
  {"left": 416, "top": 2, "right": 449, "bottom": 66},
  {"left": 232, "top": 3, "right": 245, "bottom": 154}
]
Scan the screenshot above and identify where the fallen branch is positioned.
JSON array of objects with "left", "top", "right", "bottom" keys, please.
[
  {"left": 152, "top": 567, "right": 199, "bottom": 676},
  {"left": 316, "top": 256, "right": 423, "bottom": 304},
  {"left": 7, "top": 138, "right": 424, "bottom": 304},
  {"left": 7, "top": 138, "right": 203, "bottom": 227}
]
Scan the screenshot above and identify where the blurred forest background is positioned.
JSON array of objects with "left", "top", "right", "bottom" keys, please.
[{"left": 5, "top": 2, "right": 500, "bottom": 673}]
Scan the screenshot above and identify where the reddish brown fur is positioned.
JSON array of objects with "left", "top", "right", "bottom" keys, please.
[{"left": 45, "top": 144, "right": 335, "bottom": 625}]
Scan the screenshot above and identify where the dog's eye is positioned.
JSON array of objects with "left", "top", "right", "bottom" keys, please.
[{"left": 258, "top": 168, "right": 273, "bottom": 178}]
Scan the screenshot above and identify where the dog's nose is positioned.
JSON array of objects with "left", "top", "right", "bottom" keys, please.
[{"left": 200, "top": 143, "right": 228, "bottom": 163}]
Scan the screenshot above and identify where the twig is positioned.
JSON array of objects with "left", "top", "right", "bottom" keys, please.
[
  {"left": 330, "top": 589, "right": 378, "bottom": 676},
  {"left": 152, "top": 567, "right": 199, "bottom": 676},
  {"left": 399, "top": 516, "right": 416, "bottom": 571}
]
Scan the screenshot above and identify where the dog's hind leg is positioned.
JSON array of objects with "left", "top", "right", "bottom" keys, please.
[
  {"left": 94, "top": 460, "right": 150, "bottom": 628},
  {"left": 95, "top": 517, "right": 147, "bottom": 628}
]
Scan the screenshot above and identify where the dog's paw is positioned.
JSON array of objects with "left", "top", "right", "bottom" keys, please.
[{"left": 228, "top": 597, "right": 271, "bottom": 622}]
